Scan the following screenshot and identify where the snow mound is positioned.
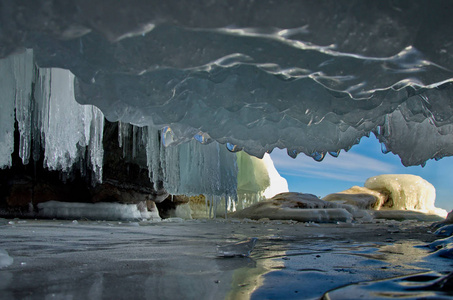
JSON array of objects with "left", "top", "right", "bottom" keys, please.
[{"left": 365, "top": 174, "right": 447, "bottom": 217}]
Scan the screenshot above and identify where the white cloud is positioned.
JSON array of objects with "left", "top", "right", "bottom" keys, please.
[{"left": 270, "top": 148, "right": 397, "bottom": 183}]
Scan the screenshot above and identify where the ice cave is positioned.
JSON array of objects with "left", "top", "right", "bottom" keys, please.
[{"left": 1, "top": 1, "right": 453, "bottom": 299}]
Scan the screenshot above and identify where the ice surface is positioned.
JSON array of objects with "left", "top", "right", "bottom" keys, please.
[
  {"left": 37, "top": 201, "right": 143, "bottom": 220},
  {"left": 0, "top": 1, "right": 452, "bottom": 165},
  {"left": 322, "top": 271, "right": 453, "bottom": 299},
  {"left": 365, "top": 174, "right": 447, "bottom": 217}
]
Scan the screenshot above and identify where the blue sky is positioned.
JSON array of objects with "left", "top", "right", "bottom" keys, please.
[{"left": 270, "top": 136, "right": 453, "bottom": 212}]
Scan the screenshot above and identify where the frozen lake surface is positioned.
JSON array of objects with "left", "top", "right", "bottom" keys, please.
[{"left": 0, "top": 218, "right": 451, "bottom": 299}]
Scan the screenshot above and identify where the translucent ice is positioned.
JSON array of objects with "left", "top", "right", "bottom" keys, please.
[
  {"left": 146, "top": 127, "right": 238, "bottom": 200},
  {"left": 216, "top": 237, "right": 257, "bottom": 257},
  {"left": 37, "top": 68, "right": 105, "bottom": 181},
  {"left": 0, "top": 1, "right": 451, "bottom": 165},
  {"left": 0, "top": 50, "right": 105, "bottom": 182},
  {"left": 236, "top": 152, "right": 288, "bottom": 209}
]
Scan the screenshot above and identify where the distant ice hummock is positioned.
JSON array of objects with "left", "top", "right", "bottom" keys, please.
[
  {"left": 38, "top": 201, "right": 145, "bottom": 221},
  {"left": 365, "top": 174, "right": 448, "bottom": 218}
]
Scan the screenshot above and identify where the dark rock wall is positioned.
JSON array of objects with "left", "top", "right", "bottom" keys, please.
[{"left": 0, "top": 119, "right": 167, "bottom": 218}]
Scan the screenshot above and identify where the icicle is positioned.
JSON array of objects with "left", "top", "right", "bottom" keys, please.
[
  {"left": 118, "top": 122, "right": 124, "bottom": 148},
  {"left": 32, "top": 68, "right": 51, "bottom": 162},
  {"left": 39, "top": 68, "right": 104, "bottom": 181},
  {"left": 132, "top": 125, "right": 138, "bottom": 158},
  {"left": 118, "top": 122, "right": 132, "bottom": 158},
  {"left": 12, "top": 49, "right": 34, "bottom": 165},
  {"left": 209, "top": 196, "right": 213, "bottom": 219},
  {"left": 0, "top": 54, "right": 16, "bottom": 168},
  {"left": 88, "top": 106, "right": 104, "bottom": 184},
  {"left": 224, "top": 197, "right": 228, "bottom": 219}
]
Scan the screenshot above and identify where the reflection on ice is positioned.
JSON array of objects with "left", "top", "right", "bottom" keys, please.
[
  {"left": 322, "top": 272, "right": 453, "bottom": 300},
  {"left": 0, "top": 218, "right": 449, "bottom": 299}
]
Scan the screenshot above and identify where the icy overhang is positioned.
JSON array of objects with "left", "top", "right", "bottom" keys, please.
[{"left": 2, "top": 0, "right": 453, "bottom": 166}]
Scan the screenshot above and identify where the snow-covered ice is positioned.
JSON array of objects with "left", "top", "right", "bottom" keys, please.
[{"left": 365, "top": 174, "right": 448, "bottom": 217}]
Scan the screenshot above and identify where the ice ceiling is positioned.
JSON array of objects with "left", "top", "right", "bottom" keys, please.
[{"left": 2, "top": 0, "right": 453, "bottom": 166}]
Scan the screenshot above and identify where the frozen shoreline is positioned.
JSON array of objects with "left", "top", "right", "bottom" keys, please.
[{"left": 0, "top": 218, "right": 451, "bottom": 299}]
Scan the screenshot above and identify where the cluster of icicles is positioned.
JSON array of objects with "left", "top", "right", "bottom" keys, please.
[{"left": 0, "top": 50, "right": 242, "bottom": 203}]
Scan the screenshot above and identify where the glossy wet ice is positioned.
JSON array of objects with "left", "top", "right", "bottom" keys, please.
[{"left": 0, "top": 219, "right": 450, "bottom": 299}]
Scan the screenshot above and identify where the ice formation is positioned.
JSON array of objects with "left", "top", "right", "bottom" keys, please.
[
  {"left": 236, "top": 152, "right": 288, "bottom": 209},
  {"left": 0, "top": 50, "right": 105, "bottom": 182},
  {"left": 38, "top": 201, "right": 144, "bottom": 220},
  {"left": 0, "top": 0, "right": 452, "bottom": 167},
  {"left": 231, "top": 193, "right": 354, "bottom": 223},
  {"left": 1, "top": 1, "right": 453, "bottom": 216},
  {"left": 0, "top": 250, "right": 13, "bottom": 269},
  {"left": 146, "top": 128, "right": 238, "bottom": 199},
  {"left": 365, "top": 174, "right": 447, "bottom": 217},
  {"left": 322, "top": 186, "right": 386, "bottom": 209},
  {"left": 216, "top": 237, "right": 257, "bottom": 257}
]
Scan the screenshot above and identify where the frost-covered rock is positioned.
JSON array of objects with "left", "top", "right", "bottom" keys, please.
[
  {"left": 231, "top": 192, "right": 353, "bottom": 223},
  {"left": 365, "top": 174, "right": 447, "bottom": 217},
  {"left": 323, "top": 186, "right": 386, "bottom": 209},
  {"left": 270, "top": 192, "right": 330, "bottom": 209},
  {"left": 446, "top": 210, "right": 453, "bottom": 224},
  {"left": 231, "top": 201, "right": 352, "bottom": 223}
]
